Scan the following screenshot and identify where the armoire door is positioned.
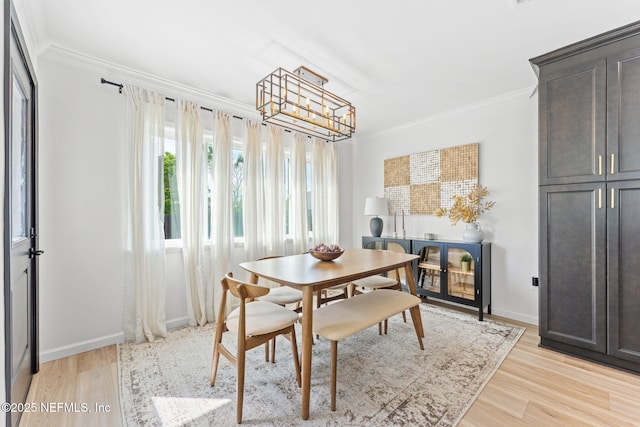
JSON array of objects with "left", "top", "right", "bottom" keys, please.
[
  {"left": 539, "top": 183, "right": 606, "bottom": 352},
  {"left": 607, "top": 181, "right": 640, "bottom": 363},
  {"left": 607, "top": 44, "right": 640, "bottom": 181},
  {"left": 538, "top": 53, "right": 606, "bottom": 186}
]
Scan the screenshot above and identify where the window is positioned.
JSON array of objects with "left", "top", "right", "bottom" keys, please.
[
  {"left": 231, "top": 148, "right": 244, "bottom": 238},
  {"left": 163, "top": 125, "right": 246, "bottom": 241},
  {"left": 283, "top": 155, "right": 313, "bottom": 236},
  {"left": 163, "top": 127, "right": 180, "bottom": 239},
  {"left": 162, "top": 122, "right": 314, "bottom": 243}
]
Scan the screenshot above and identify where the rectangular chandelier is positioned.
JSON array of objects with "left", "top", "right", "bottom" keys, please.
[{"left": 256, "top": 66, "right": 356, "bottom": 141}]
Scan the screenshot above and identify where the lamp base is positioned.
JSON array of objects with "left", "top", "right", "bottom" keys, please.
[{"left": 370, "top": 217, "right": 383, "bottom": 237}]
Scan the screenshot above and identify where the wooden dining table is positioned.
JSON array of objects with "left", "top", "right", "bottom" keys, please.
[{"left": 239, "top": 247, "right": 423, "bottom": 420}]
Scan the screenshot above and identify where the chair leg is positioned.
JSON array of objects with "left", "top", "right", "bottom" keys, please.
[
  {"left": 409, "top": 306, "right": 425, "bottom": 350},
  {"left": 237, "top": 349, "right": 246, "bottom": 424},
  {"left": 264, "top": 342, "right": 269, "bottom": 362},
  {"left": 210, "top": 343, "right": 221, "bottom": 387},
  {"left": 289, "top": 326, "right": 301, "bottom": 387},
  {"left": 270, "top": 337, "right": 276, "bottom": 363},
  {"left": 330, "top": 340, "right": 338, "bottom": 411},
  {"left": 402, "top": 310, "right": 407, "bottom": 323},
  {"left": 384, "top": 318, "right": 388, "bottom": 335},
  {"left": 210, "top": 323, "right": 225, "bottom": 386}
]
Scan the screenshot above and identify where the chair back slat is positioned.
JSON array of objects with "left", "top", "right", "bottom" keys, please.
[{"left": 224, "top": 273, "right": 270, "bottom": 300}]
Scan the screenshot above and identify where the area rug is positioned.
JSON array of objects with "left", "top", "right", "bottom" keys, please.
[{"left": 118, "top": 303, "right": 524, "bottom": 426}]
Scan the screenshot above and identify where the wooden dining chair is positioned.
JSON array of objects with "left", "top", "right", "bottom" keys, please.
[
  {"left": 254, "top": 255, "right": 303, "bottom": 363},
  {"left": 210, "top": 272, "right": 301, "bottom": 424}
]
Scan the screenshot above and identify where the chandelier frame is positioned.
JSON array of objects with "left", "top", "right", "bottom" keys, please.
[{"left": 256, "top": 67, "right": 356, "bottom": 141}]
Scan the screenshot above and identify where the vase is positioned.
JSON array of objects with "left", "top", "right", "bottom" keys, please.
[{"left": 463, "top": 222, "right": 484, "bottom": 243}]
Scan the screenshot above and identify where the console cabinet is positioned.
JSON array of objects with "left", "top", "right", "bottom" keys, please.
[
  {"left": 361, "top": 236, "right": 491, "bottom": 320},
  {"left": 532, "top": 21, "right": 640, "bottom": 372}
]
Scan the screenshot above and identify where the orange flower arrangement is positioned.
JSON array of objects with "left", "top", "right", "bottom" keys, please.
[{"left": 434, "top": 185, "right": 495, "bottom": 226}]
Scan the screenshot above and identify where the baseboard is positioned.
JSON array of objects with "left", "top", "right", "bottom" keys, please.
[
  {"left": 39, "top": 332, "right": 125, "bottom": 363},
  {"left": 166, "top": 316, "right": 190, "bottom": 330},
  {"left": 490, "top": 308, "right": 537, "bottom": 326},
  {"left": 39, "top": 316, "right": 192, "bottom": 363}
]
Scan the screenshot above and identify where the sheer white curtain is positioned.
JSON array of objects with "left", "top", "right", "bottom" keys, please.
[
  {"left": 176, "top": 100, "right": 208, "bottom": 326},
  {"left": 122, "top": 84, "right": 167, "bottom": 343},
  {"left": 289, "top": 132, "right": 309, "bottom": 254},
  {"left": 209, "top": 111, "right": 234, "bottom": 319},
  {"left": 242, "top": 121, "right": 265, "bottom": 261},
  {"left": 264, "top": 125, "right": 285, "bottom": 255},
  {"left": 311, "top": 139, "right": 339, "bottom": 244}
]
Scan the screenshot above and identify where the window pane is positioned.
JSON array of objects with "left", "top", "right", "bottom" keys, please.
[
  {"left": 232, "top": 149, "right": 244, "bottom": 237},
  {"left": 206, "top": 140, "right": 213, "bottom": 239},
  {"left": 284, "top": 157, "right": 290, "bottom": 235},
  {"left": 164, "top": 131, "right": 180, "bottom": 239},
  {"left": 11, "top": 76, "right": 28, "bottom": 242}
]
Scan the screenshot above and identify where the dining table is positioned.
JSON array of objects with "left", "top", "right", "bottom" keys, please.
[{"left": 239, "top": 247, "right": 423, "bottom": 420}]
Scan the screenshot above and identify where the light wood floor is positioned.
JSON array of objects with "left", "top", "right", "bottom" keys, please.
[{"left": 19, "top": 305, "right": 640, "bottom": 427}]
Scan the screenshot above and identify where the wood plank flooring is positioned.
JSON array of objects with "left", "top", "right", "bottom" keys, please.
[{"left": 19, "top": 305, "right": 640, "bottom": 426}]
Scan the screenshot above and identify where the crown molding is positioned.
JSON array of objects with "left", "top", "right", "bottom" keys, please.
[
  {"left": 40, "top": 44, "right": 259, "bottom": 119},
  {"left": 363, "top": 86, "right": 535, "bottom": 140}
]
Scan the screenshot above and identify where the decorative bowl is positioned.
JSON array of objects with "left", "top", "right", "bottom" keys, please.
[{"left": 309, "top": 250, "right": 344, "bottom": 261}]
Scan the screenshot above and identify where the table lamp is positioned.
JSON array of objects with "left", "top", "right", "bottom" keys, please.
[{"left": 364, "top": 197, "right": 389, "bottom": 237}]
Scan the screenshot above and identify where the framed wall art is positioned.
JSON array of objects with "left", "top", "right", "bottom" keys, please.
[{"left": 384, "top": 142, "right": 478, "bottom": 215}]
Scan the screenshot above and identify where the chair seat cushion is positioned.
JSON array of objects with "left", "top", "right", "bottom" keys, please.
[
  {"left": 257, "top": 286, "right": 303, "bottom": 305},
  {"left": 351, "top": 275, "right": 397, "bottom": 289},
  {"left": 227, "top": 301, "right": 300, "bottom": 336}
]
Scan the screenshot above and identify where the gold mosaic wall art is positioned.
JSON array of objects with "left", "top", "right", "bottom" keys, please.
[{"left": 384, "top": 142, "right": 478, "bottom": 215}]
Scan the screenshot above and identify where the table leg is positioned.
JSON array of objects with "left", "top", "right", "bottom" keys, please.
[
  {"left": 404, "top": 261, "right": 425, "bottom": 338},
  {"left": 301, "top": 286, "right": 314, "bottom": 420},
  {"left": 248, "top": 272, "right": 259, "bottom": 284}
]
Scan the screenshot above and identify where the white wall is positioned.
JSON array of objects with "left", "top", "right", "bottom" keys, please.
[
  {"left": 38, "top": 56, "right": 128, "bottom": 360},
  {"left": 351, "top": 90, "right": 539, "bottom": 324},
  {"left": 36, "top": 49, "right": 356, "bottom": 360}
]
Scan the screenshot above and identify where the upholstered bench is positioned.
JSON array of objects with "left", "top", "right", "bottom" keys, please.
[
  {"left": 350, "top": 274, "right": 406, "bottom": 334},
  {"left": 312, "top": 289, "right": 424, "bottom": 411}
]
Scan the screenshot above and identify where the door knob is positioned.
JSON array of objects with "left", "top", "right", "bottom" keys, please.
[{"left": 29, "top": 248, "right": 44, "bottom": 258}]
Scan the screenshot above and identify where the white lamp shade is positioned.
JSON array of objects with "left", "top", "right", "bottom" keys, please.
[{"left": 364, "top": 197, "right": 389, "bottom": 216}]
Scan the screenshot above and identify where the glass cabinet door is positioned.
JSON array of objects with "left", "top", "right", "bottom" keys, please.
[
  {"left": 446, "top": 247, "right": 475, "bottom": 301},
  {"left": 416, "top": 244, "right": 442, "bottom": 294},
  {"left": 385, "top": 239, "right": 410, "bottom": 283}
]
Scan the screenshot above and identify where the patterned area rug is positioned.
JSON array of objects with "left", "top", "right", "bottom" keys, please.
[{"left": 118, "top": 303, "right": 524, "bottom": 426}]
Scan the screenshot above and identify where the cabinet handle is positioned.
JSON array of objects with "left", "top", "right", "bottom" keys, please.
[
  {"left": 611, "top": 153, "right": 615, "bottom": 175},
  {"left": 598, "top": 188, "right": 602, "bottom": 209},
  {"left": 611, "top": 188, "right": 615, "bottom": 209},
  {"left": 598, "top": 155, "right": 603, "bottom": 175}
]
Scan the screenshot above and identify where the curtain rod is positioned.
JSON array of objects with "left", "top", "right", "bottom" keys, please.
[
  {"left": 100, "top": 78, "right": 244, "bottom": 120},
  {"left": 99, "top": 77, "right": 320, "bottom": 138}
]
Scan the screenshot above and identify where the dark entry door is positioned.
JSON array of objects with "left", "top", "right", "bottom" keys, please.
[{"left": 5, "top": 7, "right": 39, "bottom": 427}]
